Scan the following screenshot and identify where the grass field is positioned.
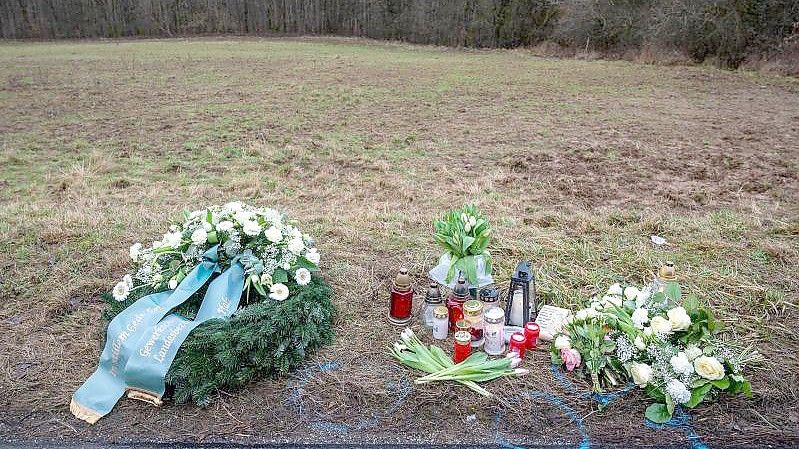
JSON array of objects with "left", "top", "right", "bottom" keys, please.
[{"left": 0, "top": 37, "right": 798, "bottom": 447}]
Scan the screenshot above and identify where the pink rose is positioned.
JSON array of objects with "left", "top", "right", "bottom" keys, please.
[{"left": 561, "top": 348, "right": 582, "bottom": 372}]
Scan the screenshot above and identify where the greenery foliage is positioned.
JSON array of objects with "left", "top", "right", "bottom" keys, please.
[{"left": 103, "top": 276, "right": 335, "bottom": 406}]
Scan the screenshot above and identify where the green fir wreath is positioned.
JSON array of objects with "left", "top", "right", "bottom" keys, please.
[{"left": 100, "top": 202, "right": 335, "bottom": 406}]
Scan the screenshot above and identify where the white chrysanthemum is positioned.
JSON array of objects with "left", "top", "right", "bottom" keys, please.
[
  {"left": 168, "top": 278, "right": 178, "bottom": 290},
  {"left": 234, "top": 210, "right": 255, "bottom": 224},
  {"left": 265, "top": 226, "right": 282, "bottom": 243},
  {"left": 191, "top": 227, "right": 208, "bottom": 245},
  {"left": 623, "top": 286, "right": 640, "bottom": 301},
  {"left": 632, "top": 308, "right": 649, "bottom": 329},
  {"left": 123, "top": 274, "right": 134, "bottom": 289},
  {"left": 666, "top": 379, "right": 691, "bottom": 404},
  {"left": 112, "top": 281, "right": 130, "bottom": 302},
  {"left": 216, "top": 220, "right": 234, "bottom": 233},
  {"left": 287, "top": 237, "right": 304, "bottom": 255},
  {"left": 162, "top": 231, "right": 182, "bottom": 248},
  {"left": 269, "top": 283, "right": 289, "bottom": 301},
  {"left": 129, "top": 243, "right": 142, "bottom": 262},
  {"left": 607, "top": 283, "right": 623, "bottom": 296},
  {"left": 295, "top": 268, "right": 311, "bottom": 286},
  {"left": 635, "top": 289, "right": 651, "bottom": 308},
  {"left": 242, "top": 220, "right": 262, "bottom": 237},
  {"left": 670, "top": 352, "right": 694, "bottom": 376},
  {"left": 305, "top": 248, "right": 320, "bottom": 265}
]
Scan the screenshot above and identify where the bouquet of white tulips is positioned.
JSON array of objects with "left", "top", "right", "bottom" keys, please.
[{"left": 390, "top": 329, "right": 528, "bottom": 397}]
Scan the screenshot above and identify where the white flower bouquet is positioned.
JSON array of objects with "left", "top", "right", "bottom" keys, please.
[
  {"left": 115, "top": 201, "right": 320, "bottom": 305},
  {"left": 552, "top": 280, "right": 760, "bottom": 423}
]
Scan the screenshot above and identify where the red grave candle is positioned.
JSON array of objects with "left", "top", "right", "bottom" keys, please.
[
  {"left": 524, "top": 322, "right": 540, "bottom": 350},
  {"left": 388, "top": 268, "right": 414, "bottom": 325},
  {"left": 446, "top": 276, "right": 471, "bottom": 332},
  {"left": 453, "top": 331, "right": 472, "bottom": 364},
  {"left": 508, "top": 332, "right": 527, "bottom": 358}
]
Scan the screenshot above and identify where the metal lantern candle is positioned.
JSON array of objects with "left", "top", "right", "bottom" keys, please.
[{"left": 504, "top": 261, "right": 537, "bottom": 326}]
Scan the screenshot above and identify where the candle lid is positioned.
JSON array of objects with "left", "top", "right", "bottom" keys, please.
[
  {"left": 658, "top": 261, "right": 676, "bottom": 281},
  {"left": 454, "top": 331, "right": 471, "bottom": 344},
  {"left": 455, "top": 319, "right": 470, "bottom": 330},
  {"left": 394, "top": 267, "right": 412, "bottom": 290},
  {"left": 479, "top": 287, "right": 499, "bottom": 302},
  {"left": 425, "top": 282, "right": 442, "bottom": 303},
  {"left": 511, "top": 332, "right": 526, "bottom": 343},
  {"left": 484, "top": 307, "right": 504, "bottom": 324},
  {"left": 452, "top": 275, "right": 470, "bottom": 298},
  {"left": 525, "top": 322, "right": 540, "bottom": 331},
  {"left": 463, "top": 300, "right": 483, "bottom": 314},
  {"left": 433, "top": 305, "right": 448, "bottom": 319}
]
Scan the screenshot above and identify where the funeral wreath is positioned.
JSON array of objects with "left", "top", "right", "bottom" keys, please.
[{"left": 71, "top": 202, "right": 334, "bottom": 423}]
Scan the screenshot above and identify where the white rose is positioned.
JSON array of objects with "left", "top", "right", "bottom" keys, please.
[
  {"left": 694, "top": 356, "right": 725, "bottom": 380},
  {"left": 190, "top": 228, "right": 208, "bottom": 245},
  {"left": 269, "top": 283, "right": 290, "bottom": 301},
  {"left": 242, "top": 220, "right": 262, "bottom": 237},
  {"left": 129, "top": 243, "right": 143, "bottom": 262},
  {"left": 685, "top": 345, "right": 703, "bottom": 361},
  {"left": 670, "top": 352, "right": 694, "bottom": 376},
  {"left": 305, "top": 248, "right": 320, "bottom": 264},
  {"left": 216, "top": 220, "right": 234, "bottom": 233},
  {"left": 667, "top": 307, "right": 692, "bottom": 331},
  {"left": 575, "top": 309, "right": 589, "bottom": 321},
  {"left": 554, "top": 335, "right": 571, "bottom": 350},
  {"left": 189, "top": 209, "right": 204, "bottom": 219},
  {"left": 634, "top": 335, "right": 646, "bottom": 351},
  {"left": 112, "top": 281, "right": 130, "bottom": 302},
  {"left": 585, "top": 307, "right": 599, "bottom": 319},
  {"left": 223, "top": 201, "right": 243, "bottom": 213},
  {"left": 624, "top": 286, "right": 641, "bottom": 301},
  {"left": 287, "top": 238, "right": 304, "bottom": 255},
  {"left": 630, "top": 363, "right": 653, "bottom": 387},
  {"left": 650, "top": 316, "right": 673, "bottom": 335},
  {"left": 631, "top": 308, "right": 649, "bottom": 329},
  {"left": 607, "top": 283, "right": 623, "bottom": 296},
  {"left": 265, "top": 226, "right": 282, "bottom": 243},
  {"left": 294, "top": 268, "right": 311, "bottom": 286},
  {"left": 643, "top": 326, "right": 653, "bottom": 337},
  {"left": 590, "top": 301, "right": 603, "bottom": 311},
  {"left": 168, "top": 278, "right": 178, "bottom": 290},
  {"left": 202, "top": 221, "right": 213, "bottom": 231}
]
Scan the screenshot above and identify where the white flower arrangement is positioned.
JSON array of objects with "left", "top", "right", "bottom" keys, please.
[
  {"left": 552, "top": 278, "right": 761, "bottom": 424},
  {"left": 112, "top": 202, "right": 320, "bottom": 303}
]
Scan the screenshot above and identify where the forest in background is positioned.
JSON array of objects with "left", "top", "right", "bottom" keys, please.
[{"left": 1, "top": 0, "right": 798, "bottom": 70}]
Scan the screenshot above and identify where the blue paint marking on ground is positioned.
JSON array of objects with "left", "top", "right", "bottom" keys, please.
[
  {"left": 286, "top": 360, "right": 412, "bottom": 434},
  {"left": 494, "top": 390, "right": 591, "bottom": 449},
  {"left": 644, "top": 407, "right": 710, "bottom": 449},
  {"left": 549, "top": 363, "right": 635, "bottom": 407}
]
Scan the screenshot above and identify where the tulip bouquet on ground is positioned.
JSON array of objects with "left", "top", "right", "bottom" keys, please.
[
  {"left": 551, "top": 281, "right": 761, "bottom": 423},
  {"left": 390, "top": 329, "right": 527, "bottom": 397}
]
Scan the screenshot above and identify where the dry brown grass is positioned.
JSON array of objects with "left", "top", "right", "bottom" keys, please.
[{"left": 0, "top": 37, "right": 797, "bottom": 447}]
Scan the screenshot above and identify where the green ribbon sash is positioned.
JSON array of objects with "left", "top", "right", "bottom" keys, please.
[{"left": 70, "top": 246, "right": 245, "bottom": 423}]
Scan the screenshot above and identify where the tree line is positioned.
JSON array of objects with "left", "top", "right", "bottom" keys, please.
[{"left": 1, "top": 0, "right": 797, "bottom": 67}]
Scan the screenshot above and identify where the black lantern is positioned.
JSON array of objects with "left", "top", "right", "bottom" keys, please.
[{"left": 504, "top": 260, "right": 538, "bottom": 325}]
